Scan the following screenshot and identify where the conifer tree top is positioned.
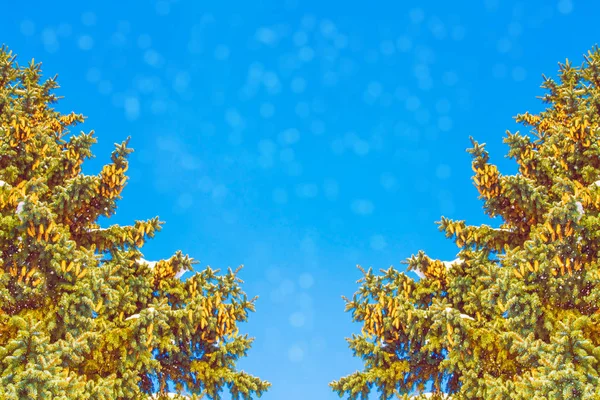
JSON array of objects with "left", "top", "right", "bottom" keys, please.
[
  {"left": 332, "top": 46, "right": 600, "bottom": 399},
  {"left": 0, "top": 46, "right": 270, "bottom": 400}
]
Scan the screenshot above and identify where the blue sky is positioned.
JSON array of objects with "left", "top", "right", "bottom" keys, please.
[{"left": 2, "top": 0, "right": 599, "bottom": 398}]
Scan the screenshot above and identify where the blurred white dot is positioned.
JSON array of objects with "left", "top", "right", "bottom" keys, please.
[
  {"left": 333, "top": 34, "right": 348, "bottom": 49},
  {"left": 380, "top": 40, "right": 395, "bottom": 56},
  {"left": 293, "top": 31, "right": 308, "bottom": 46},
  {"left": 263, "top": 71, "right": 280, "bottom": 92},
  {"left": 451, "top": 26, "right": 466, "bottom": 41},
  {"left": 295, "top": 102, "right": 310, "bottom": 118},
  {"left": 370, "top": 235, "right": 387, "bottom": 251},
  {"left": 557, "top": 0, "right": 573, "bottom": 14},
  {"left": 155, "top": 1, "right": 170, "bottom": 16},
  {"left": 197, "top": 177, "right": 213, "bottom": 193},
  {"left": 353, "top": 139, "right": 370, "bottom": 156},
  {"left": 214, "top": 44, "right": 230, "bottom": 60},
  {"left": 492, "top": 64, "right": 507, "bottom": 79},
  {"left": 273, "top": 188, "right": 288, "bottom": 204},
  {"left": 438, "top": 116, "right": 453, "bottom": 132},
  {"left": 211, "top": 184, "right": 228, "bottom": 201},
  {"left": 280, "top": 279, "right": 295, "bottom": 295},
  {"left": 266, "top": 267, "right": 282, "bottom": 283},
  {"left": 415, "top": 109, "right": 431, "bottom": 125},
  {"left": 380, "top": 173, "right": 397, "bottom": 191},
  {"left": 137, "top": 34, "right": 152, "bottom": 49},
  {"left": 280, "top": 148, "right": 295, "bottom": 163},
  {"left": 225, "top": 109, "right": 244, "bottom": 128},
  {"left": 81, "top": 11, "right": 97, "bottom": 26},
  {"left": 435, "top": 99, "right": 451, "bottom": 114},
  {"left": 508, "top": 22, "right": 522, "bottom": 37},
  {"left": 297, "top": 293, "right": 313, "bottom": 308},
  {"left": 57, "top": 23, "right": 72, "bottom": 37},
  {"left": 367, "top": 81, "right": 383, "bottom": 98},
  {"left": 311, "top": 120, "right": 325, "bottom": 135},
  {"left": 151, "top": 99, "right": 167, "bottom": 115},
  {"left": 409, "top": 8, "right": 425, "bottom": 24},
  {"left": 438, "top": 190, "right": 455, "bottom": 215},
  {"left": 124, "top": 97, "right": 140, "bottom": 121},
  {"left": 496, "top": 38, "right": 511, "bottom": 53},
  {"left": 41, "top": 28, "right": 59, "bottom": 53},
  {"left": 323, "top": 179, "right": 339, "bottom": 201},
  {"left": 512, "top": 66, "right": 527, "bottom": 82},
  {"left": 291, "top": 77, "right": 306, "bottom": 93},
  {"left": 256, "top": 27, "right": 277, "bottom": 45},
  {"left": 351, "top": 199, "right": 374, "bottom": 216},
  {"left": 301, "top": 15, "right": 316, "bottom": 30},
  {"left": 98, "top": 80, "right": 112, "bottom": 95},
  {"left": 310, "top": 336, "right": 326, "bottom": 351},
  {"left": 86, "top": 68, "right": 101, "bottom": 83},
  {"left": 20, "top": 20, "right": 35, "bottom": 36},
  {"left": 414, "top": 64, "right": 430, "bottom": 80},
  {"left": 223, "top": 211, "right": 237, "bottom": 225},
  {"left": 301, "top": 236, "right": 317, "bottom": 253},
  {"left": 117, "top": 20, "right": 131, "bottom": 34},
  {"left": 260, "top": 103, "right": 275, "bottom": 118},
  {"left": 173, "top": 72, "right": 190, "bottom": 94},
  {"left": 298, "top": 273, "right": 314, "bottom": 289},
  {"left": 289, "top": 312, "right": 306, "bottom": 327},
  {"left": 228, "top": 132, "right": 243, "bottom": 146},
  {"left": 299, "top": 46, "right": 315, "bottom": 62},
  {"left": 405, "top": 96, "right": 421, "bottom": 111},
  {"left": 279, "top": 128, "right": 300, "bottom": 145},
  {"left": 288, "top": 345, "right": 304, "bottom": 362},
  {"left": 396, "top": 35, "right": 412, "bottom": 52},
  {"left": 286, "top": 162, "right": 303, "bottom": 176},
  {"left": 442, "top": 71, "right": 458, "bottom": 86},
  {"left": 428, "top": 17, "right": 446, "bottom": 39},
  {"left": 319, "top": 19, "right": 336, "bottom": 37},
  {"left": 436, "top": 164, "right": 452, "bottom": 179},
  {"left": 176, "top": 193, "right": 193, "bottom": 210},
  {"left": 323, "top": 71, "right": 338, "bottom": 86},
  {"left": 296, "top": 183, "right": 318, "bottom": 198},
  {"left": 418, "top": 78, "right": 433, "bottom": 91},
  {"left": 331, "top": 138, "right": 345, "bottom": 155},
  {"left": 144, "top": 49, "right": 163, "bottom": 67},
  {"left": 258, "top": 155, "right": 274, "bottom": 169},
  {"left": 484, "top": 0, "right": 500, "bottom": 11},
  {"left": 111, "top": 32, "right": 127, "bottom": 48}
]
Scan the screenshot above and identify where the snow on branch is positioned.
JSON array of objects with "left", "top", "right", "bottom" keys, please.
[
  {"left": 441, "top": 258, "right": 461, "bottom": 270},
  {"left": 444, "top": 307, "right": 475, "bottom": 321}
]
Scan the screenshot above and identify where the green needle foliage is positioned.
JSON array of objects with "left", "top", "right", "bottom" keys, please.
[
  {"left": 0, "top": 47, "right": 270, "bottom": 400},
  {"left": 332, "top": 46, "right": 600, "bottom": 399}
]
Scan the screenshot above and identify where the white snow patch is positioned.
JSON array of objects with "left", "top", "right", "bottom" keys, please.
[
  {"left": 125, "top": 313, "right": 140, "bottom": 321},
  {"left": 412, "top": 267, "right": 426, "bottom": 279},
  {"left": 87, "top": 227, "right": 108, "bottom": 232},
  {"left": 575, "top": 201, "right": 584, "bottom": 221},
  {"left": 137, "top": 258, "right": 158, "bottom": 269},
  {"left": 442, "top": 258, "right": 461, "bottom": 269},
  {"left": 151, "top": 393, "right": 188, "bottom": 399},
  {"left": 444, "top": 307, "right": 475, "bottom": 321}
]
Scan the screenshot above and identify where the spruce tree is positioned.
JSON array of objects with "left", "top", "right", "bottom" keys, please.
[
  {"left": 331, "top": 47, "right": 600, "bottom": 399},
  {"left": 0, "top": 47, "right": 269, "bottom": 399}
]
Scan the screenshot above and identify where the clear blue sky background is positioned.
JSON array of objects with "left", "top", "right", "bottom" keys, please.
[{"left": 2, "top": 0, "right": 599, "bottom": 398}]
